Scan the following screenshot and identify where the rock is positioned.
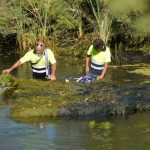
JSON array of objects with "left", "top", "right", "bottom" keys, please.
[
  {"left": 0, "top": 74, "right": 18, "bottom": 87},
  {"left": 0, "top": 74, "right": 18, "bottom": 100},
  {"left": 9, "top": 78, "right": 150, "bottom": 120},
  {"left": 0, "top": 73, "right": 148, "bottom": 119}
]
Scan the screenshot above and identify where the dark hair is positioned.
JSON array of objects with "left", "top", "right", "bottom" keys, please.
[{"left": 93, "top": 38, "right": 105, "bottom": 51}]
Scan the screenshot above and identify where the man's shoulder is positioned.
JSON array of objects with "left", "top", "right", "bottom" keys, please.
[
  {"left": 87, "top": 45, "right": 93, "bottom": 53},
  {"left": 106, "top": 46, "right": 110, "bottom": 50},
  {"left": 105, "top": 46, "right": 110, "bottom": 52},
  {"left": 46, "top": 48, "right": 54, "bottom": 55},
  {"left": 46, "top": 48, "right": 53, "bottom": 52},
  {"left": 89, "top": 44, "right": 93, "bottom": 50},
  {"left": 25, "top": 49, "right": 34, "bottom": 54},
  {"left": 22, "top": 49, "right": 34, "bottom": 57}
]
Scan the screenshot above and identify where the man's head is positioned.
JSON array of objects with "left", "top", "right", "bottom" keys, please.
[
  {"left": 35, "top": 40, "right": 45, "bottom": 54},
  {"left": 93, "top": 38, "right": 105, "bottom": 51}
]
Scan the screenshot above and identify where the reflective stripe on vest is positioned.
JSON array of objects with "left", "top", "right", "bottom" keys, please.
[
  {"left": 89, "top": 59, "right": 104, "bottom": 75},
  {"left": 90, "top": 59, "right": 104, "bottom": 70},
  {"left": 32, "top": 66, "right": 46, "bottom": 73}
]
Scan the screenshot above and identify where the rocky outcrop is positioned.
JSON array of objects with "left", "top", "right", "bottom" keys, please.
[
  {"left": 0, "top": 74, "right": 149, "bottom": 119},
  {"left": 9, "top": 77, "right": 150, "bottom": 119}
]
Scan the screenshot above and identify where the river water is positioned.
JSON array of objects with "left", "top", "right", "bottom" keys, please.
[{"left": 0, "top": 48, "right": 150, "bottom": 150}]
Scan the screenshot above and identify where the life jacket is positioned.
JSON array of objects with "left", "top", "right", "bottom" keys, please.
[
  {"left": 89, "top": 58, "right": 104, "bottom": 76},
  {"left": 31, "top": 49, "right": 50, "bottom": 79},
  {"left": 89, "top": 46, "right": 109, "bottom": 76}
]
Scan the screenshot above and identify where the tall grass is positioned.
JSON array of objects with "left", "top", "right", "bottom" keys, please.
[{"left": 87, "top": 0, "right": 112, "bottom": 43}]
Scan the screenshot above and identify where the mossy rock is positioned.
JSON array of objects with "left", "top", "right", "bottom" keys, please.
[
  {"left": 0, "top": 74, "right": 18, "bottom": 98},
  {"left": 10, "top": 79, "right": 122, "bottom": 119},
  {"left": 0, "top": 74, "right": 18, "bottom": 87},
  {"left": 9, "top": 77, "right": 150, "bottom": 120},
  {"left": 15, "top": 79, "right": 74, "bottom": 96},
  {"left": 11, "top": 96, "right": 64, "bottom": 118}
]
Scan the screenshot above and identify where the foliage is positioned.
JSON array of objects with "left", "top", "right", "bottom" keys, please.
[
  {"left": 86, "top": 0, "right": 112, "bottom": 43},
  {"left": 0, "top": 0, "right": 23, "bottom": 35},
  {"left": 109, "top": 0, "right": 150, "bottom": 35},
  {"left": 0, "top": 0, "right": 149, "bottom": 55},
  {"left": 0, "top": 0, "right": 78, "bottom": 50},
  {"left": 0, "top": 73, "right": 18, "bottom": 87}
]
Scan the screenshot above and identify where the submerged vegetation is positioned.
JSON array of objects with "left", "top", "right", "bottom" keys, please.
[
  {"left": 88, "top": 121, "right": 113, "bottom": 129},
  {"left": 0, "top": 0, "right": 150, "bottom": 62}
]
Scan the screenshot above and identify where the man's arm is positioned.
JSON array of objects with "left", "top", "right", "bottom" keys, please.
[
  {"left": 97, "top": 62, "right": 109, "bottom": 80},
  {"left": 86, "top": 55, "right": 90, "bottom": 73},
  {"left": 50, "top": 63, "right": 56, "bottom": 80},
  {"left": 2, "top": 60, "right": 23, "bottom": 74}
]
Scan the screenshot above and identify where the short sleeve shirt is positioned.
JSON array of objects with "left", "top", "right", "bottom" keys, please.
[
  {"left": 20, "top": 49, "right": 56, "bottom": 67},
  {"left": 87, "top": 45, "right": 111, "bottom": 63}
]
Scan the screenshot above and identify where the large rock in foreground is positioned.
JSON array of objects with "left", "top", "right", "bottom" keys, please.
[{"left": 9, "top": 77, "right": 150, "bottom": 119}]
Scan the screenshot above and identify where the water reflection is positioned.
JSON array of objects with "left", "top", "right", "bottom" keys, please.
[{"left": 0, "top": 108, "right": 149, "bottom": 150}]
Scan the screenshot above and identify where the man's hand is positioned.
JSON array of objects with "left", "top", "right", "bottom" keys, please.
[
  {"left": 86, "top": 67, "right": 89, "bottom": 73},
  {"left": 97, "top": 63, "right": 109, "bottom": 80},
  {"left": 50, "top": 74, "right": 56, "bottom": 80},
  {"left": 2, "top": 69, "right": 11, "bottom": 74},
  {"left": 97, "top": 75, "right": 104, "bottom": 80}
]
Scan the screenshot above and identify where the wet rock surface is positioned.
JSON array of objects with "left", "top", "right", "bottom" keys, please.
[
  {"left": 0, "top": 74, "right": 149, "bottom": 119},
  {"left": 9, "top": 79, "right": 150, "bottom": 119}
]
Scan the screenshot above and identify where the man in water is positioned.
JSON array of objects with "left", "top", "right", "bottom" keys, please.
[
  {"left": 86, "top": 38, "right": 111, "bottom": 80},
  {"left": 2, "top": 39, "right": 56, "bottom": 80}
]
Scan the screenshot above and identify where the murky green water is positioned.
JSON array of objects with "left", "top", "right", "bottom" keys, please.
[
  {"left": 0, "top": 48, "right": 150, "bottom": 150},
  {"left": 0, "top": 108, "right": 149, "bottom": 150}
]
